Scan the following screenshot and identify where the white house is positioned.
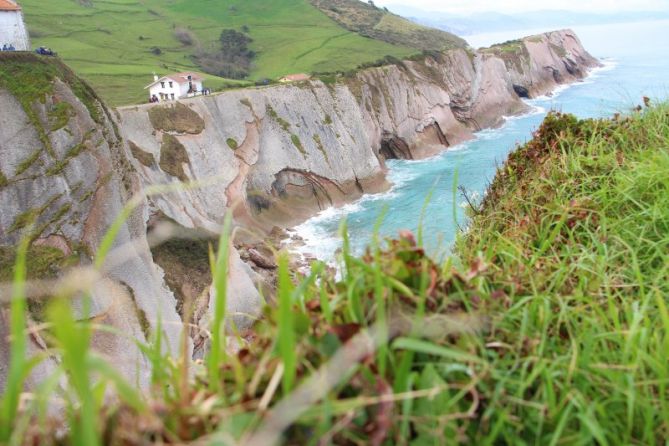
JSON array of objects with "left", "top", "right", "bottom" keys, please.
[
  {"left": 0, "top": 0, "right": 30, "bottom": 51},
  {"left": 145, "top": 72, "right": 204, "bottom": 103}
]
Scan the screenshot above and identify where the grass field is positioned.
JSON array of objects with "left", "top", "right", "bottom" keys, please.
[
  {"left": 20, "top": 0, "right": 435, "bottom": 106},
  {"left": 1, "top": 96, "right": 667, "bottom": 443}
]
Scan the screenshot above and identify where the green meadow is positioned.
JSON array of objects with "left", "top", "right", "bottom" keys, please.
[{"left": 21, "top": 0, "right": 418, "bottom": 105}]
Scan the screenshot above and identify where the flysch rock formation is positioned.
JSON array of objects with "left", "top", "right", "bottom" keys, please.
[
  {"left": 118, "top": 29, "right": 599, "bottom": 232},
  {"left": 0, "top": 54, "right": 184, "bottom": 390},
  {"left": 0, "top": 30, "right": 599, "bottom": 392}
]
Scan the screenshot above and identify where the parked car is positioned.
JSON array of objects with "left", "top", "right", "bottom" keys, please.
[{"left": 35, "top": 46, "right": 56, "bottom": 56}]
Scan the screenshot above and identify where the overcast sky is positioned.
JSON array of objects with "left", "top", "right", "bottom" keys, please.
[{"left": 376, "top": 0, "right": 669, "bottom": 14}]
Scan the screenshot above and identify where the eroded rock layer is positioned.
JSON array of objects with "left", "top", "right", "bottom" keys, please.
[
  {"left": 0, "top": 53, "right": 184, "bottom": 390},
  {"left": 118, "top": 30, "right": 599, "bottom": 232},
  {"left": 0, "top": 30, "right": 599, "bottom": 390}
]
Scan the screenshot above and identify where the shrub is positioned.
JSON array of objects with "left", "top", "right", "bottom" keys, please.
[
  {"left": 128, "top": 141, "right": 156, "bottom": 167},
  {"left": 148, "top": 102, "right": 205, "bottom": 134},
  {"left": 174, "top": 27, "right": 195, "bottom": 46},
  {"left": 159, "top": 134, "right": 190, "bottom": 182},
  {"left": 226, "top": 138, "right": 238, "bottom": 150},
  {"left": 192, "top": 29, "right": 255, "bottom": 79}
]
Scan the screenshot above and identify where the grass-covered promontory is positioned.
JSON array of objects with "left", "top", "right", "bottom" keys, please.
[
  {"left": 2, "top": 103, "right": 668, "bottom": 444},
  {"left": 21, "top": 0, "right": 464, "bottom": 106}
]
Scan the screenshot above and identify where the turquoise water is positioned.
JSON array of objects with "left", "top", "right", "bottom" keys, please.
[{"left": 290, "top": 20, "right": 669, "bottom": 262}]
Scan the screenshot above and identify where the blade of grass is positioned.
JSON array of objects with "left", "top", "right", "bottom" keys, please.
[
  {"left": 0, "top": 233, "right": 30, "bottom": 442},
  {"left": 208, "top": 211, "right": 234, "bottom": 394}
]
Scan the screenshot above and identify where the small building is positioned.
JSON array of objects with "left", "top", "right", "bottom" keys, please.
[
  {"left": 279, "top": 73, "right": 311, "bottom": 83},
  {"left": 0, "top": 0, "right": 30, "bottom": 51},
  {"left": 145, "top": 72, "right": 204, "bottom": 103}
]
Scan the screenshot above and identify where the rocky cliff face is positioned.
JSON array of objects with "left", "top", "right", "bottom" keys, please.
[
  {"left": 118, "top": 29, "right": 599, "bottom": 234},
  {"left": 0, "top": 30, "right": 599, "bottom": 391},
  {"left": 0, "top": 53, "right": 184, "bottom": 390}
]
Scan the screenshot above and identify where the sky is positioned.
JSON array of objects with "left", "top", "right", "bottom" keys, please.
[{"left": 376, "top": 0, "right": 669, "bottom": 15}]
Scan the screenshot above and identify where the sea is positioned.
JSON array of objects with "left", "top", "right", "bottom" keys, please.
[{"left": 288, "top": 20, "right": 669, "bottom": 263}]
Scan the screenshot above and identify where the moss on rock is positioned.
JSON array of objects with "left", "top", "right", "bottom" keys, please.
[
  {"left": 128, "top": 141, "right": 156, "bottom": 167},
  {"left": 266, "top": 104, "right": 291, "bottom": 132},
  {"left": 226, "top": 138, "right": 239, "bottom": 150},
  {"left": 0, "top": 244, "right": 80, "bottom": 321},
  {"left": 0, "top": 53, "right": 107, "bottom": 161},
  {"left": 46, "top": 141, "right": 88, "bottom": 176},
  {"left": 15, "top": 149, "right": 43, "bottom": 176},
  {"left": 312, "top": 134, "right": 329, "bottom": 164},
  {"left": 48, "top": 102, "right": 74, "bottom": 131},
  {"left": 150, "top": 234, "right": 215, "bottom": 318},
  {"left": 148, "top": 102, "right": 205, "bottom": 134},
  {"left": 291, "top": 134, "right": 306, "bottom": 156},
  {"left": 159, "top": 134, "right": 190, "bottom": 182}
]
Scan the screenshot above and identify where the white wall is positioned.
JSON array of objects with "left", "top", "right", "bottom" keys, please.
[
  {"left": 0, "top": 10, "right": 30, "bottom": 51},
  {"left": 149, "top": 79, "right": 183, "bottom": 103},
  {"left": 149, "top": 79, "right": 205, "bottom": 102}
]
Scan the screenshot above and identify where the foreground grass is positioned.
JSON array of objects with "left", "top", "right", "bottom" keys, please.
[{"left": 1, "top": 104, "right": 668, "bottom": 444}]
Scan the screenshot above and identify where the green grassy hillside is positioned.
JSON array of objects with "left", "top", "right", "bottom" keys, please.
[
  {"left": 21, "top": 0, "right": 462, "bottom": 106},
  {"left": 310, "top": 0, "right": 467, "bottom": 50}
]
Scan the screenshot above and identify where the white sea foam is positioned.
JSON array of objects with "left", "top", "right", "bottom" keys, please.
[
  {"left": 578, "top": 58, "right": 618, "bottom": 85},
  {"left": 589, "top": 58, "right": 618, "bottom": 77},
  {"left": 444, "top": 142, "right": 470, "bottom": 152},
  {"left": 285, "top": 165, "right": 420, "bottom": 263},
  {"left": 531, "top": 58, "right": 618, "bottom": 101},
  {"left": 502, "top": 103, "right": 547, "bottom": 123}
]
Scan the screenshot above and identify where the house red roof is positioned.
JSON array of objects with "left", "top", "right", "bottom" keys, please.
[
  {"left": 170, "top": 72, "right": 203, "bottom": 82},
  {"left": 0, "top": 0, "right": 21, "bottom": 11}
]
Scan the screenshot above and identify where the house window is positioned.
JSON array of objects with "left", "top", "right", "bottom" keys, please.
[
  {"left": 169, "top": 81, "right": 173, "bottom": 88},
  {"left": 171, "top": 93, "right": 175, "bottom": 100},
  {"left": 160, "top": 82, "right": 165, "bottom": 88}
]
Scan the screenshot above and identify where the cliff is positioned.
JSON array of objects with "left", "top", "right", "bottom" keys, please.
[
  {"left": 118, "top": 29, "right": 599, "bottom": 231},
  {"left": 0, "top": 53, "right": 185, "bottom": 389},
  {"left": 0, "top": 30, "right": 599, "bottom": 391}
]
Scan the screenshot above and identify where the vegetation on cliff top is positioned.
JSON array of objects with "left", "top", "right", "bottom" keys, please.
[
  {"left": 310, "top": 0, "right": 467, "bottom": 51},
  {"left": 0, "top": 52, "right": 104, "bottom": 162},
  {"left": 20, "top": 0, "right": 465, "bottom": 105},
  {"left": 1, "top": 103, "right": 668, "bottom": 444},
  {"left": 148, "top": 102, "right": 205, "bottom": 135}
]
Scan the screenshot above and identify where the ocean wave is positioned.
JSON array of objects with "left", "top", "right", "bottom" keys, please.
[
  {"left": 531, "top": 59, "right": 619, "bottom": 100},
  {"left": 579, "top": 58, "right": 618, "bottom": 85},
  {"left": 532, "top": 83, "right": 572, "bottom": 101},
  {"left": 445, "top": 142, "right": 470, "bottom": 152},
  {"left": 503, "top": 103, "right": 547, "bottom": 122},
  {"left": 590, "top": 58, "right": 618, "bottom": 77}
]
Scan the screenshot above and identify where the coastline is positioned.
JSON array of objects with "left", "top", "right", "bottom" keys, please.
[{"left": 283, "top": 57, "right": 608, "bottom": 266}]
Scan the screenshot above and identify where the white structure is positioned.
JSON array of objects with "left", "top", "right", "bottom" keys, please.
[
  {"left": 145, "top": 72, "right": 204, "bottom": 103},
  {"left": 0, "top": 0, "right": 30, "bottom": 51}
]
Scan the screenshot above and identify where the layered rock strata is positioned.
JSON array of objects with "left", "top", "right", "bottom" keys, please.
[
  {"left": 0, "top": 54, "right": 185, "bottom": 389},
  {"left": 0, "top": 29, "right": 599, "bottom": 391},
  {"left": 118, "top": 29, "right": 599, "bottom": 233}
]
